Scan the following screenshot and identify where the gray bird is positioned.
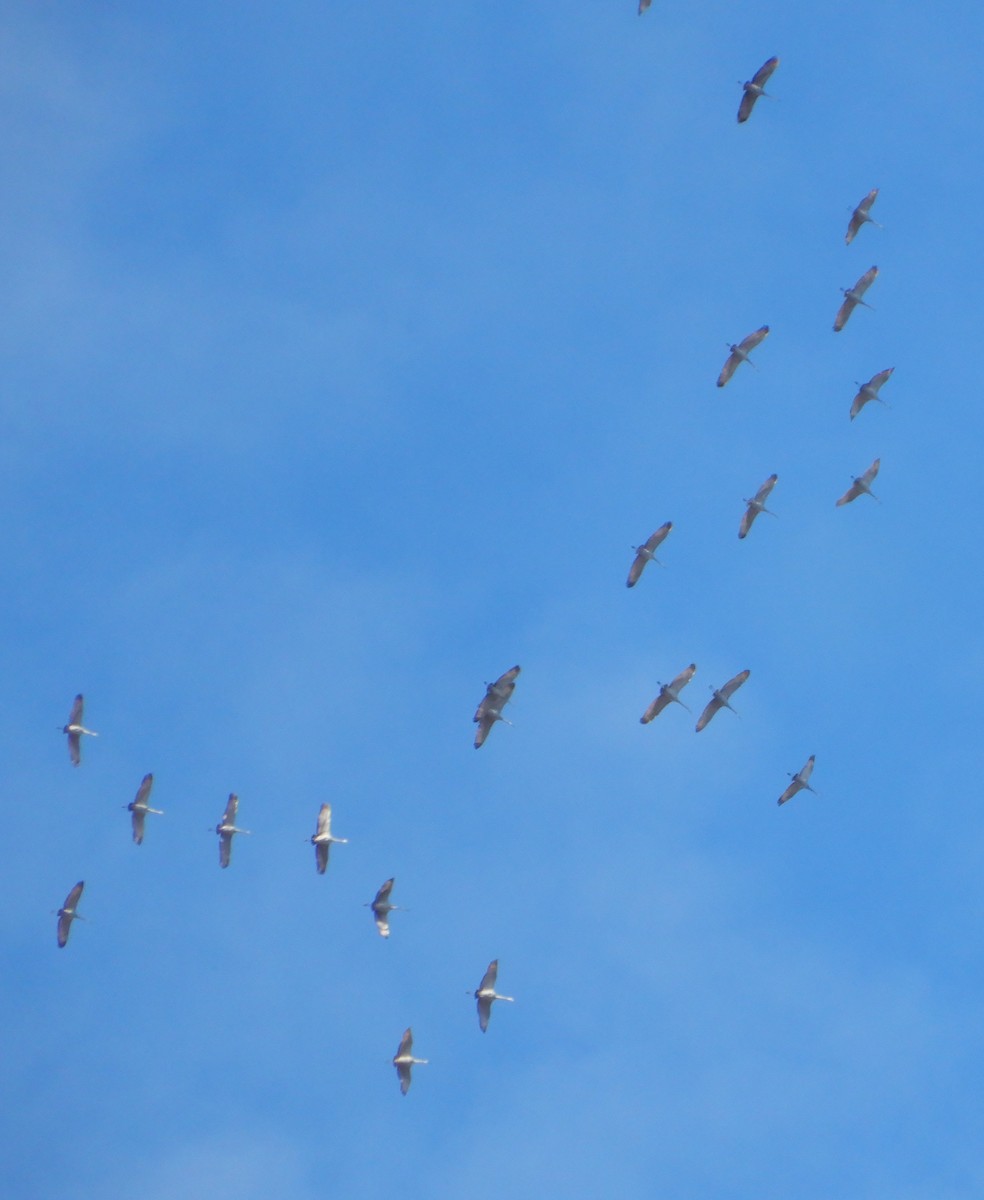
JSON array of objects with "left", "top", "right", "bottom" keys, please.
[
  {"left": 125, "top": 773, "right": 163, "bottom": 845},
  {"left": 627, "top": 522, "right": 672, "bottom": 586},
  {"left": 834, "top": 266, "right": 878, "bottom": 332},
  {"left": 717, "top": 326, "right": 769, "bottom": 388},
  {"left": 366, "top": 878, "right": 401, "bottom": 938},
  {"left": 738, "top": 56, "right": 779, "bottom": 123},
  {"left": 778, "top": 755, "right": 817, "bottom": 806},
  {"left": 695, "top": 670, "right": 750, "bottom": 732},
  {"left": 739, "top": 474, "right": 778, "bottom": 539},
  {"left": 641, "top": 663, "right": 697, "bottom": 723},
  {"left": 61, "top": 694, "right": 98, "bottom": 767},
  {"left": 474, "top": 960, "right": 514, "bottom": 1033},
  {"left": 56, "top": 881, "right": 85, "bottom": 948},
  {"left": 311, "top": 802, "right": 348, "bottom": 874},
  {"left": 393, "top": 1028, "right": 428, "bottom": 1095},
  {"left": 850, "top": 368, "right": 893, "bottom": 421},
  {"left": 474, "top": 665, "right": 521, "bottom": 748},
  {"left": 836, "top": 458, "right": 880, "bottom": 506},
  {"left": 846, "top": 189, "right": 881, "bottom": 245},
  {"left": 215, "top": 793, "right": 250, "bottom": 868},
  {"left": 638, "top": 0, "right": 652, "bottom": 11}
]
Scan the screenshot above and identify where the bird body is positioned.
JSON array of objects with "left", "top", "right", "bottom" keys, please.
[
  {"left": 850, "top": 368, "right": 894, "bottom": 420},
  {"left": 311, "top": 802, "right": 348, "bottom": 874},
  {"left": 641, "top": 663, "right": 697, "bottom": 723},
  {"left": 737, "top": 56, "right": 779, "bottom": 122},
  {"left": 474, "top": 959, "right": 514, "bottom": 1032},
  {"left": 696, "top": 670, "right": 750, "bottom": 732},
  {"left": 126, "top": 773, "right": 163, "bottom": 845},
  {"left": 836, "top": 458, "right": 880, "bottom": 506},
  {"left": 215, "top": 793, "right": 250, "bottom": 868},
  {"left": 62, "top": 694, "right": 98, "bottom": 766},
  {"left": 846, "top": 188, "right": 880, "bottom": 245},
  {"left": 739, "top": 474, "right": 778, "bottom": 539},
  {"left": 57, "top": 881, "right": 85, "bottom": 948},
  {"left": 474, "top": 665, "right": 521, "bottom": 748},
  {"left": 393, "top": 1028, "right": 427, "bottom": 1095},
  {"left": 717, "top": 326, "right": 769, "bottom": 387},
  {"left": 778, "top": 755, "right": 817, "bottom": 806},
  {"left": 834, "top": 266, "right": 878, "bottom": 332},
  {"left": 627, "top": 522, "right": 672, "bottom": 586}
]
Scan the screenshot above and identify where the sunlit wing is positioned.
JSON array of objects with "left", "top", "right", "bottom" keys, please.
[
  {"left": 223, "top": 793, "right": 239, "bottom": 825},
  {"left": 695, "top": 695, "right": 723, "bottom": 732},
  {"left": 68, "top": 694, "right": 83, "bottom": 726},
  {"left": 854, "top": 265, "right": 878, "bottom": 298},
  {"left": 719, "top": 669, "right": 750, "bottom": 701},
  {"left": 478, "top": 996, "right": 493, "bottom": 1033},
  {"left": 739, "top": 326, "right": 769, "bottom": 355},
  {"left": 133, "top": 773, "right": 153, "bottom": 808},
  {"left": 751, "top": 56, "right": 779, "bottom": 88},
  {"left": 67, "top": 731, "right": 81, "bottom": 767},
  {"left": 861, "top": 458, "right": 880, "bottom": 486},
  {"left": 479, "top": 960, "right": 498, "bottom": 992},
  {"left": 846, "top": 188, "right": 879, "bottom": 244},
  {"left": 316, "top": 803, "right": 332, "bottom": 838},
  {"left": 130, "top": 807, "right": 146, "bottom": 845},
  {"left": 397, "top": 1028, "right": 413, "bottom": 1057},
  {"left": 717, "top": 348, "right": 741, "bottom": 388},
  {"left": 57, "top": 881, "right": 84, "bottom": 948},
  {"left": 219, "top": 832, "right": 233, "bottom": 869},
  {"left": 374, "top": 878, "right": 395, "bottom": 906}
]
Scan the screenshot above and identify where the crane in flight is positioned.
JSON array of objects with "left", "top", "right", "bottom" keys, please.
[
  {"left": 311, "top": 803, "right": 348, "bottom": 874},
  {"left": 834, "top": 266, "right": 878, "bottom": 332},
  {"left": 641, "top": 663, "right": 697, "bottom": 723},
  {"left": 845, "top": 189, "right": 881, "bottom": 245},
  {"left": 627, "top": 522, "right": 672, "bottom": 587},
  {"left": 836, "top": 458, "right": 880, "bottom": 506},
  {"left": 215, "top": 794, "right": 250, "bottom": 868},
  {"left": 474, "top": 665, "right": 521, "bottom": 748},
  {"left": 61, "top": 694, "right": 98, "bottom": 767},
  {"left": 737, "top": 57, "right": 779, "bottom": 123},
  {"left": 778, "top": 756, "right": 817, "bottom": 806},
  {"left": 696, "top": 670, "right": 750, "bottom": 732},
  {"left": 125, "top": 773, "right": 163, "bottom": 845},
  {"left": 365, "top": 878, "right": 401, "bottom": 938},
  {"left": 392, "top": 1028, "right": 427, "bottom": 1095},
  {"left": 56, "top": 881, "right": 85, "bottom": 948},
  {"left": 738, "top": 474, "right": 778, "bottom": 539},
  {"left": 473, "top": 960, "right": 515, "bottom": 1032},
  {"left": 717, "top": 326, "right": 769, "bottom": 387}
]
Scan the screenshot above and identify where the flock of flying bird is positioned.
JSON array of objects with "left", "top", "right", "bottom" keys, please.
[
  {"left": 51, "top": 22, "right": 893, "bottom": 1101},
  {"left": 54, "top": 691, "right": 516, "bottom": 1096}
]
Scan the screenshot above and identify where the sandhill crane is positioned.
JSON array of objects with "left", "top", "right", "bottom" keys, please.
[
  {"left": 474, "top": 960, "right": 514, "bottom": 1032},
  {"left": 215, "top": 793, "right": 250, "bottom": 868},
  {"left": 365, "top": 877, "right": 401, "bottom": 937},
  {"left": 739, "top": 474, "right": 778, "bottom": 539},
  {"left": 310, "top": 802, "right": 348, "bottom": 874},
  {"left": 778, "top": 755, "right": 817, "bottom": 806},
  {"left": 61, "top": 694, "right": 98, "bottom": 767},
  {"left": 641, "top": 663, "right": 697, "bottom": 723},
  {"left": 737, "top": 56, "right": 779, "bottom": 123},
  {"left": 638, "top": 0, "right": 651, "bottom": 11},
  {"left": 474, "top": 665, "right": 521, "bottom": 748},
  {"left": 627, "top": 521, "right": 672, "bottom": 586},
  {"left": 125, "top": 773, "right": 163, "bottom": 845},
  {"left": 56, "top": 881, "right": 85, "bottom": 948},
  {"left": 836, "top": 458, "right": 880, "bottom": 506},
  {"left": 717, "top": 326, "right": 769, "bottom": 387},
  {"left": 846, "top": 189, "right": 881, "bottom": 245},
  {"left": 696, "top": 669, "right": 750, "bottom": 732},
  {"left": 850, "top": 368, "right": 894, "bottom": 420},
  {"left": 393, "top": 1028, "right": 427, "bottom": 1095},
  {"left": 833, "top": 266, "right": 878, "bottom": 332}
]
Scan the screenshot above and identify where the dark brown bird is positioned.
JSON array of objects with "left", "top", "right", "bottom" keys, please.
[
  {"left": 641, "top": 663, "right": 697, "bottom": 723},
  {"left": 834, "top": 266, "right": 878, "bottom": 332},
  {"left": 739, "top": 474, "right": 778, "bottom": 539},
  {"left": 850, "top": 368, "right": 893, "bottom": 420},
  {"left": 474, "top": 665, "right": 520, "bottom": 748},
  {"left": 627, "top": 522, "right": 672, "bottom": 586},
  {"left": 717, "top": 326, "right": 769, "bottom": 387},
  {"left": 846, "top": 189, "right": 881, "bottom": 245},
  {"left": 56, "top": 881, "right": 85, "bottom": 948},
  {"left": 695, "top": 670, "right": 750, "bottom": 732},
  {"left": 778, "top": 756, "right": 817, "bottom": 806},
  {"left": 836, "top": 458, "right": 880, "bottom": 506},
  {"left": 738, "top": 57, "right": 779, "bottom": 123}
]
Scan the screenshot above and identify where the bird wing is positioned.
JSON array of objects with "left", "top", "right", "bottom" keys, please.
[
  {"left": 67, "top": 731, "right": 81, "bottom": 767},
  {"left": 738, "top": 504, "right": 758, "bottom": 539},
  {"left": 374, "top": 909, "right": 391, "bottom": 938},
  {"left": 737, "top": 89, "right": 758, "bottom": 123},
  {"left": 133, "top": 773, "right": 153, "bottom": 808},
  {"left": 626, "top": 546, "right": 649, "bottom": 587},
  {"left": 800, "top": 755, "right": 816, "bottom": 784},
  {"left": 854, "top": 265, "right": 878, "bottom": 298},
  {"left": 751, "top": 56, "right": 779, "bottom": 88},
  {"left": 695, "top": 695, "right": 723, "bottom": 732},
  {"left": 478, "top": 996, "right": 493, "bottom": 1033},
  {"left": 374, "top": 878, "right": 395, "bottom": 906},
  {"left": 846, "top": 189, "right": 878, "bottom": 244},
  {"left": 670, "top": 663, "right": 697, "bottom": 693},
  {"left": 219, "top": 831, "right": 232, "bottom": 868},
  {"left": 638, "top": 0, "right": 652, "bottom": 11},
  {"left": 473, "top": 712, "right": 496, "bottom": 748},
  {"left": 861, "top": 458, "right": 880, "bottom": 486},
  {"left": 223, "top": 793, "right": 239, "bottom": 824},
  {"left": 316, "top": 841, "right": 329, "bottom": 874},
  {"left": 640, "top": 690, "right": 672, "bottom": 723},
  {"left": 717, "top": 348, "right": 740, "bottom": 387},
  {"left": 833, "top": 294, "right": 856, "bottom": 332},
  {"left": 68, "top": 694, "right": 83, "bottom": 725},
  {"left": 479, "top": 960, "right": 498, "bottom": 992},
  {"left": 397, "top": 1028, "right": 413, "bottom": 1057},
  {"left": 316, "top": 803, "right": 332, "bottom": 838},
  {"left": 57, "top": 911, "right": 73, "bottom": 947},
  {"left": 397, "top": 1063, "right": 412, "bottom": 1095},
  {"left": 719, "top": 669, "right": 751, "bottom": 701},
  {"left": 836, "top": 479, "right": 863, "bottom": 506},
  {"left": 130, "top": 807, "right": 146, "bottom": 845},
  {"left": 849, "top": 387, "right": 869, "bottom": 420},
  {"left": 752, "top": 473, "right": 778, "bottom": 505},
  {"left": 871, "top": 367, "right": 894, "bottom": 390},
  {"left": 738, "top": 326, "right": 769, "bottom": 354},
  {"left": 474, "top": 667, "right": 520, "bottom": 719},
  {"left": 646, "top": 521, "right": 672, "bottom": 552},
  {"left": 777, "top": 778, "right": 802, "bottom": 806}
]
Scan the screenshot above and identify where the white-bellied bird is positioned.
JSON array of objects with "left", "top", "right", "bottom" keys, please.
[
  {"left": 61, "top": 694, "right": 98, "bottom": 767},
  {"left": 393, "top": 1028, "right": 427, "bottom": 1095},
  {"left": 474, "top": 960, "right": 515, "bottom": 1032}
]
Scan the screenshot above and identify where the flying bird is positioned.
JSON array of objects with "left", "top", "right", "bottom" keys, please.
[
  {"left": 638, "top": 0, "right": 651, "bottom": 11},
  {"left": 627, "top": 521, "right": 672, "bottom": 586},
  {"left": 215, "top": 793, "right": 250, "bottom": 868},
  {"left": 695, "top": 670, "right": 750, "bottom": 732},
  {"left": 850, "top": 368, "right": 894, "bottom": 421},
  {"left": 737, "top": 56, "right": 779, "bottom": 123},
  {"left": 365, "top": 878, "right": 400, "bottom": 938},
  {"left": 61, "top": 694, "right": 98, "bottom": 767},
  {"left": 393, "top": 1028, "right": 427, "bottom": 1095},
  {"left": 717, "top": 326, "right": 769, "bottom": 387},
  {"left": 836, "top": 458, "right": 880, "bottom": 506},
  {"left": 56, "top": 881, "right": 85, "bottom": 948},
  {"left": 641, "top": 663, "right": 697, "bottom": 723},
  {"left": 125, "top": 773, "right": 163, "bottom": 845},
  {"left": 474, "top": 960, "right": 515, "bottom": 1033},
  {"left": 778, "top": 755, "right": 817, "bottom": 806},
  {"left": 846, "top": 188, "right": 881, "bottom": 245},
  {"left": 833, "top": 266, "right": 878, "bottom": 332},
  {"left": 738, "top": 473, "right": 778, "bottom": 539},
  {"left": 474, "top": 665, "right": 521, "bottom": 748},
  {"left": 310, "top": 802, "right": 348, "bottom": 874}
]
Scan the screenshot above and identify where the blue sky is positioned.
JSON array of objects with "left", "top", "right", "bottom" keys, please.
[{"left": 2, "top": 2, "right": 984, "bottom": 1197}]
